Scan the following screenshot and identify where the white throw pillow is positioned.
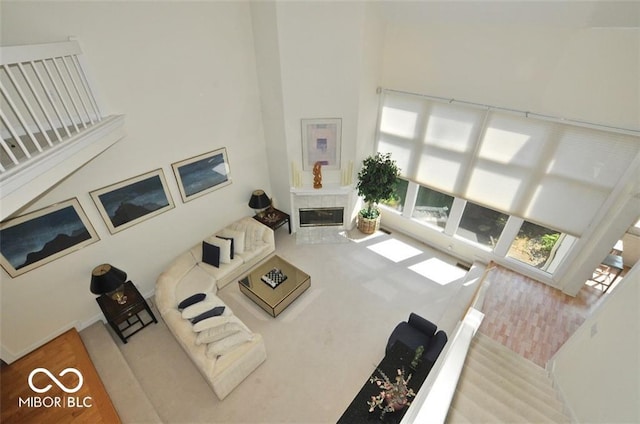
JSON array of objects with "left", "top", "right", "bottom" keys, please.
[
  {"left": 205, "top": 331, "right": 253, "bottom": 358},
  {"left": 181, "top": 297, "right": 226, "bottom": 320},
  {"left": 195, "top": 319, "right": 246, "bottom": 345},
  {"left": 218, "top": 228, "right": 245, "bottom": 254},
  {"left": 204, "top": 236, "right": 232, "bottom": 264}
]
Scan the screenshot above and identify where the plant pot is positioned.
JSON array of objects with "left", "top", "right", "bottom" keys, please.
[{"left": 357, "top": 214, "right": 380, "bottom": 234}]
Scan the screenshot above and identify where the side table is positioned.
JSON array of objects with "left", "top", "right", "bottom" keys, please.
[
  {"left": 95, "top": 280, "right": 157, "bottom": 343},
  {"left": 253, "top": 207, "right": 291, "bottom": 234}
]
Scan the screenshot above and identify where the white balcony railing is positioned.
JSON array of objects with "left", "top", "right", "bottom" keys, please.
[
  {"left": 400, "top": 262, "right": 496, "bottom": 424},
  {"left": 0, "top": 39, "right": 125, "bottom": 220}
]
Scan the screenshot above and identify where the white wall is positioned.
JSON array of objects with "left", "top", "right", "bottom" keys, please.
[
  {"left": 550, "top": 264, "right": 640, "bottom": 423},
  {"left": 275, "top": 1, "right": 367, "bottom": 189},
  {"left": 0, "top": 1, "right": 270, "bottom": 361},
  {"left": 250, "top": 1, "right": 290, "bottom": 213},
  {"left": 381, "top": 23, "right": 639, "bottom": 130}
]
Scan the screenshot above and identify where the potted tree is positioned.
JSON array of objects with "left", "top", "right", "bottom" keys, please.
[{"left": 356, "top": 152, "right": 400, "bottom": 234}]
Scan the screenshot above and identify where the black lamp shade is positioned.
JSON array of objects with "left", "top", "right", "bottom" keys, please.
[
  {"left": 90, "top": 264, "right": 127, "bottom": 295},
  {"left": 249, "top": 189, "right": 271, "bottom": 209}
]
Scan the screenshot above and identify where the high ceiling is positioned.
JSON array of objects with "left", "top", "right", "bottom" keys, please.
[{"left": 376, "top": 1, "right": 640, "bottom": 29}]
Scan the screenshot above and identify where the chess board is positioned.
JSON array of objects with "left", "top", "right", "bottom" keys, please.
[{"left": 261, "top": 268, "right": 288, "bottom": 288}]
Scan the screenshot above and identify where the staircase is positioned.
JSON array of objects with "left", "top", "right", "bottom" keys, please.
[
  {"left": 446, "top": 332, "right": 570, "bottom": 423},
  {"left": 80, "top": 322, "right": 162, "bottom": 423}
]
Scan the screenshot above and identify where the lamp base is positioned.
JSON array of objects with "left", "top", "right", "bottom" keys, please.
[{"left": 109, "top": 286, "right": 128, "bottom": 304}]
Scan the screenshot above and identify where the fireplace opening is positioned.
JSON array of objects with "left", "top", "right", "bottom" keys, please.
[{"left": 299, "top": 207, "right": 344, "bottom": 227}]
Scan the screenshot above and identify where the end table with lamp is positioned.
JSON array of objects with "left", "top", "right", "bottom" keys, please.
[
  {"left": 90, "top": 264, "right": 157, "bottom": 343},
  {"left": 249, "top": 189, "right": 291, "bottom": 233}
]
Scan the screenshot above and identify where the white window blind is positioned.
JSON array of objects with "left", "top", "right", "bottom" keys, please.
[{"left": 376, "top": 90, "right": 640, "bottom": 236}]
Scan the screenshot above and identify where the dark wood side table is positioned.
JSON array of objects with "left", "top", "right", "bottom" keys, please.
[
  {"left": 95, "top": 280, "right": 157, "bottom": 343},
  {"left": 253, "top": 207, "right": 291, "bottom": 233}
]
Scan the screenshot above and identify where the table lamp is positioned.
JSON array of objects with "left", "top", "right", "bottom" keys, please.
[
  {"left": 90, "top": 264, "right": 128, "bottom": 304},
  {"left": 249, "top": 189, "right": 271, "bottom": 217}
]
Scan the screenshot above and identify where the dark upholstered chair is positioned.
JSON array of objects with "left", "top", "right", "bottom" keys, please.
[{"left": 386, "top": 313, "right": 448, "bottom": 364}]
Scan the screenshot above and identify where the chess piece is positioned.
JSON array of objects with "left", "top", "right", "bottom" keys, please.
[{"left": 313, "top": 161, "right": 323, "bottom": 189}]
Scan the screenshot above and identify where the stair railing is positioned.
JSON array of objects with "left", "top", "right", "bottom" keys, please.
[
  {"left": 0, "top": 38, "right": 125, "bottom": 220},
  {"left": 0, "top": 39, "right": 105, "bottom": 174},
  {"left": 400, "top": 262, "right": 496, "bottom": 424}
]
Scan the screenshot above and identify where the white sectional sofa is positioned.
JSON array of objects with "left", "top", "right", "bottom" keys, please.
[{"left": 155, "top": 216, "right": 274, "bottom": 399}]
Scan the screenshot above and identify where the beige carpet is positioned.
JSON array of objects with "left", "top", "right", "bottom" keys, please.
[{"left": 83, "top": 228, "right": 476, "bottom": 423}]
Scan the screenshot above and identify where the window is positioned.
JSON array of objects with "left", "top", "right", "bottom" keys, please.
[
  {"left": 374, "top": 89, "right": 638, "bottom": 280},
  {"left": 381, "top": 178, "right": 408, "bottom": 212},
  {"left": 507, "top": 221, "right": 562, "bottom": 269},
  {"left": 376, "top": 89, "right": 640, "bottom": 237},
  {"left": 412, "top": 185, "right": 454, "bottom": 229},
  {"left": 457, "top": 202, "right": 508, "bottom": 248}
]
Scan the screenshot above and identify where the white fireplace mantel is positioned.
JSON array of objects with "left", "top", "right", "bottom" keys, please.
[
  {"left": 290, "top": 184, "right": 354, "bottom": 196},
  {"left": 289, "top": 185, "right": 357, "bottom": 236}
]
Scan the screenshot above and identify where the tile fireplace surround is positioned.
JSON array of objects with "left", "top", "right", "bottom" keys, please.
[{"left": 290, "top": 185, "right": 356, "bottom": 244}]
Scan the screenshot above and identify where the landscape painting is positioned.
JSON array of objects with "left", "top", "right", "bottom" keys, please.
[
  {"left": 90, "top": 169, "right": 175, "bottom": 234},
  {"left": 0, "top": 198, "right": 99, "bottom": 277},
  {"left": 172, "top": 147, "right": 231, "bottom": 202}
]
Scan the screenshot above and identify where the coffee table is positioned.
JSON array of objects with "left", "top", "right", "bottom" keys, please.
[{"left": 239, "top": 255, "right": 310, "bottom": 317}]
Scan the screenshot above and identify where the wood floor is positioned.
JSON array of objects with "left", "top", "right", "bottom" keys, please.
[
  {"left": 479, "top": 264, "right": 626, "bottom": 367},
  {"left": 1, "top": 328, "right": 120, "bottom": 424}
]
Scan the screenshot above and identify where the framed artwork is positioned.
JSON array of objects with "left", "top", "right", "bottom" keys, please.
[
  {"left": 172, "top": 147, "right": 232, "bottom": 202},
  {"left": 90, "top": 169, "right": 174, "bottom": 234},
  {"left": 0, "top": 198, "right": 99, "bottom": 277},
  {"left": 301, "top": 118, "right": 341, "bottom": 170}
]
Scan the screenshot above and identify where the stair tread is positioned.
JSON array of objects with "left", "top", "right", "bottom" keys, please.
[
  {"left": 473, "top": 332, "right": 546, "bottom": 375},
  {"left": 459, "top": 359, "right": 568, "bottom": 422},
  {"left": 455, "top": 373, "right": 538, "bottom": 423},
  {"left": 449, "top": 385, "right": 507, "bottom": 423},
  {"left": 466, "top": 344, "right": 559, "bottom": 397},
  {"left": 464, "top": 351, "right": 562, "bottom": 408}
]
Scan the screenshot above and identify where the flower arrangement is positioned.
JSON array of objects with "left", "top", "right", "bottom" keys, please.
[{"left": 367, "top": 368, "right": 415, "bottom": 419}]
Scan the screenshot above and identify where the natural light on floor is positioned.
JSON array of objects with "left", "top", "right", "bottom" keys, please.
[
  {"left": 366, "top": 238, "right": 423, "bottom": 263},
  {"left": 409, "top": 258, "right": 467, "bottom": 285}
]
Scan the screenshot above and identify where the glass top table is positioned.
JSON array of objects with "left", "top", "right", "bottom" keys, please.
[{"left": 239, "top": 255, "right": 310, "bottom": 317}]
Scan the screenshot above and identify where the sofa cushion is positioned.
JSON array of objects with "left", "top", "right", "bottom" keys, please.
[
  {"left": 236, "top": 241, "right": 270, "bottom": 263},
  {"left": 205, "top": 236, "right": 232, "bottom": 264},
  {"left": 202, "top": 241, "right": 220, "bottom": 267},
  {"left": 175, "top": 266, "right": 217, "bottom": 307},
  {"left": 218, "top": 228, "right": 245, "bottom": 254},
  {"left": 229, "top": 219, "right": 265, "bottom": 251},
  {"left": 181, "top": 296, "right": 226, "bottom": 319},
  {"left": 205, "top": 331, "right": 253, "bottom": 358},
  {"left": 198, "top": 257, "right": 244, "bottom": 282},
  {"left": 163, "top": 250, "right": 199, "bottom": 284},
  {"left": 191, "top": 306, "right": 226, "bottom": 324},
  {"left": 177, "top": 293, "right": 207, "bottom": 310},
  {"left": 248, "top": 225, "right": 266, "bottom": 249}
]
